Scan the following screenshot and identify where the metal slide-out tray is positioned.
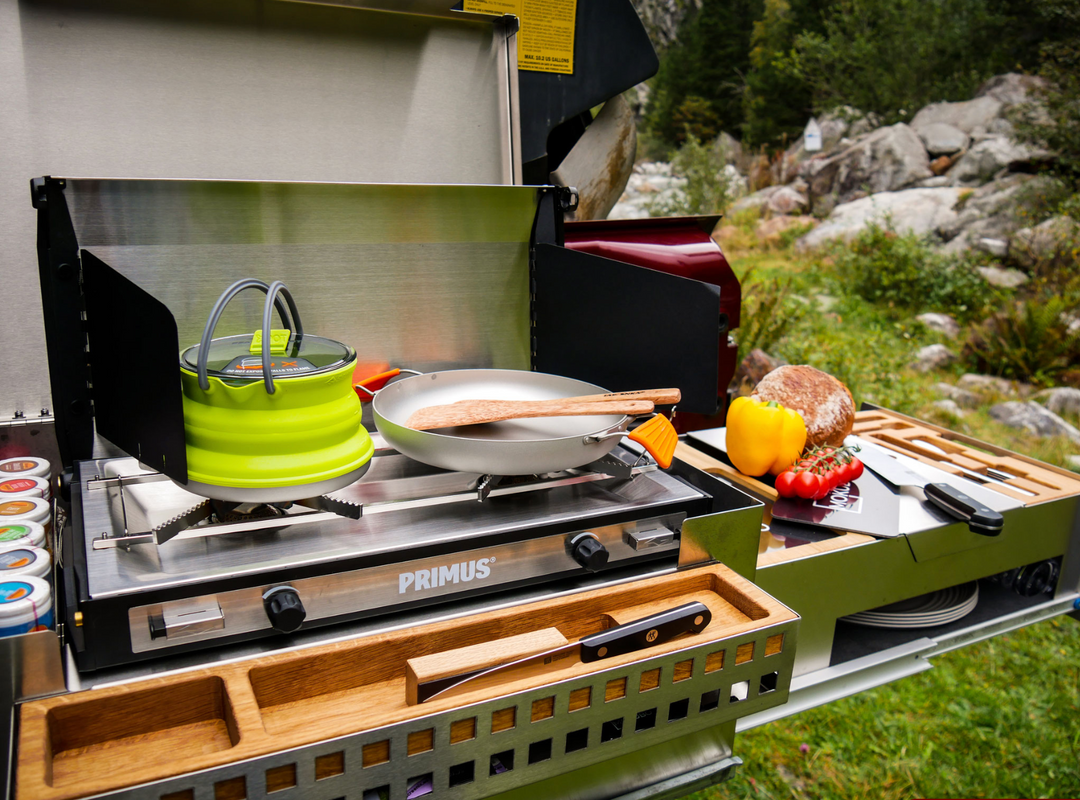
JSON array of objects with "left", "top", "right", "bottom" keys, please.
[{"left": 679, "top": 407, "right": 1080, "bottom": 733}]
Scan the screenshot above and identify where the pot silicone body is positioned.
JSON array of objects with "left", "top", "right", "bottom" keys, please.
[{"left": 179, "top": 359, "right": 373, "bottom": 499}]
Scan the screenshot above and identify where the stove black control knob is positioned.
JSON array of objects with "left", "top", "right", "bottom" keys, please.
[
  {"left": 263, "top": 586, "right": 306, "bottom": 633},
  {"left": 570, "top": 533, "right": 609, "bottom": 572}
]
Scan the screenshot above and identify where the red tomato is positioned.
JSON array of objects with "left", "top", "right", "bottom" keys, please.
[
  {"left": 775, "top": 471, "right": 798, "bottom": 498},
  {"left": 815, "top": 472, "right": 834, "bottom": 499},
  {"left": 834, "top": 462, "right": 854, "bottom": 485},
  {"left": 825, "top": 468, "right": 841, "bottom": 490},
  {"left": 794, "top": 471, "right": 822, "bottom": 499},
  {"left": 850, "top": 458, "right": 865, "bottom": 480}
]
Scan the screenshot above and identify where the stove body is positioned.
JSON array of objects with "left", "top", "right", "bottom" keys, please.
[{"left": 67, "top": 447, "right": 734, "bottom": 670}]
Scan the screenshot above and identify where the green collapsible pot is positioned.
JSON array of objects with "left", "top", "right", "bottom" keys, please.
[{"left": 178, "top": 279, "right": 373, "bottom": 503}]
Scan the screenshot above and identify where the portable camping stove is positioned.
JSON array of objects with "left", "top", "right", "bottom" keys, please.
[{"left": 63, "top": 442, "right": 727, "bottom": 671}]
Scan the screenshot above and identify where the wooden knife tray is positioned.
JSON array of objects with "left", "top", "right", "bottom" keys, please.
[
  {"left": 853, "top": 409, "right": 1080, "bottom": 504},
  {"left": 18, "top": 563, "right": 798, "bottom": 800}
]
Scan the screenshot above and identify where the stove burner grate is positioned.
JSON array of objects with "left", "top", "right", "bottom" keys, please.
[{"left": 89, "top": 455, "right": 659, "bottom": 551}]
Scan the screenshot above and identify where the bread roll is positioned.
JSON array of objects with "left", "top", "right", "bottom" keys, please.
[{"left": 753, "top": 365, "right": 855, "bottom": 448}]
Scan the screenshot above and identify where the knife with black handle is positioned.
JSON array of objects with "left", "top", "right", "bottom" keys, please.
[
  {"left": 856, "top": 440, "right": 1004, "bottom": 536},
  {"left": 418, "top": 601, "right": 712, "bottom": 702}
]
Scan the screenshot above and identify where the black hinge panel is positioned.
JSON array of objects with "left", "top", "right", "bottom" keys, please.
[
  {"left": 532, "top": 244, "right": 721, "bottom": 414},
  {"left": 81, "top": 251, "right": 188, "bottom": 482},
  {"left": 33, "top": 177, "right": 94, "bottom": 467},
  {"left": 518, "top": 0, "right": 658, "bottom": 177}
]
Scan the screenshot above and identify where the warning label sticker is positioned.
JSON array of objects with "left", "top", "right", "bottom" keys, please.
[{"left": 464, "top": 0, "right": 576, "bottom": 75}]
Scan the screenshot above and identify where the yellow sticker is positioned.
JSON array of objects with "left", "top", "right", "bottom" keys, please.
[
  {"left": 464, "top": 0, "right": 520, "bottom": 13},
  {"left": 464, "top": 0, "right": 576, "bottom": 76}
]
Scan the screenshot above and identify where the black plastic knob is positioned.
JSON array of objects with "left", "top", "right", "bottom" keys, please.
[
  {"left": 263, "top": 587, "right": 306, "bottom": 633},
  {"left": 570, "top": 535, "right": 609, "bottom": 572}
]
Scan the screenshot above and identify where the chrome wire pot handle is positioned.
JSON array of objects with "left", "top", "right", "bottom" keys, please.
[
  {"left": 195, "top": 278, "right": 303, "bottom": 394},
  {"left": 583, "top": 413, "right": 679, "bottom": 469}
]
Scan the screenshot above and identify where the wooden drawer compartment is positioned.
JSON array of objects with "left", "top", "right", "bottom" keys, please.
[
  {"left": 17, "top": 564, "right": 798, "bottom": 800},
  {"left": 37, "top": 677, "right": 240, "bottom": 793}
]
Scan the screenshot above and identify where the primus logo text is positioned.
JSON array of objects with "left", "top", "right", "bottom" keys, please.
[{"left": 399, "top": 558, "right": 493, "bottom": 594}]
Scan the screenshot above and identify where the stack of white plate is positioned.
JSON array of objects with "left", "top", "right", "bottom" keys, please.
[{"left": 842, "top": 582, "right": 979, "bottom": 629}]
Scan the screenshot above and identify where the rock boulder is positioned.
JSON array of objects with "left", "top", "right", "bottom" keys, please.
[
  {"left": 918, "top": 122, "right": 970, "bottom": 156},
  {"left": 990, "top": 401, "right": 1080, "bottom": 445},
  {"left": 796, "top": 187, "right": 962, "bottom": 249},
  {"left": 975, "top": 266, "right": 1028, "bottom": 288},
  {"left": 917, "top": 313, "right": 961, "bottom": 338},
  {"left": 730, "top": 185, "right": 783, "bottom": 214},
  {"left": 958, "top": 374, "right": 1020, "bottom": 397},
  {"left": 756, "top": 215, "right": 817, "bottom": 244},
  {"left": 938, "top": 173, "right": 1050, "bottom": 254},
  {"left": 802, "top": 123, "right": 932, "bottom": 204},
  {"left": 949, "top": 136, "right": 1033, "bottom": 185},
  {"left": 976, "top": 73, "right": 1047, "bottom": 108},
  {"left": 1034, "top": 387, "right": 1080, "bottom": 418},
  {"left": 934, "top": 382, "right": 981, "bottom": 408},
  {"left": 1009, "top": 216, "right": 1080, "bottom": 267},
  {"left": 766, "top": 185, "right": 809, "bottom": 215},
  {"left": 911, "top": 95, "right": 1003, "bottom": 135},
  {"left": 909, "top": 344, "right": 957, "bottom": 372}
]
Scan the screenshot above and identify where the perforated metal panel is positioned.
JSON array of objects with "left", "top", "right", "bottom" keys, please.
[{"left": 85, "top": 619, "right": 797, "bottom": 800}]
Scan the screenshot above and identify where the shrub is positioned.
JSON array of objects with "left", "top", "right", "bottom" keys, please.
[
  {"left": 832, "top": 223, "right": 995, "bottom": 320},
  {"left": 963, "top": 297, "right": 1080, "bottom": 385},
  {"left": 733, "top": 267, "right": 807, "bottom": 367},
  {"left": 647, "top": 134, "right": 740, "bottom": 217}
]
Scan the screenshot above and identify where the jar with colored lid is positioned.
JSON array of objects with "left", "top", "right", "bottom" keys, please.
[
  {"left": 0, "top": 457, "right": 50, "bottom": 479},
  {"left": 0, "top": 576, "right": 53, "bottom": 637},
  {"left": 0, "top": 475, "right": 50, "bottom": 501},
  {"left": 0, "top": 498, "right": 51, "bottom": 537},
  {"left": 0, "top": 522, "right": 46, "bottom": 549},
  {"left": 0, "top": 545, "right": 50, "bottom": 580}
]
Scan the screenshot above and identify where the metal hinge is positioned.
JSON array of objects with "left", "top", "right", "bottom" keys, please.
[{"left": 1, "top": 411, "right": 55, "bottom": 430}]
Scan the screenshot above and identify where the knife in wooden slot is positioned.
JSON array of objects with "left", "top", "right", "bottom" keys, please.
[
  {"left": 855, "top": 439, "right": 1005, "bottom": 537},
  {"left": 417, "top": 601, "right": 712, "bottom": 703},
  {"left": 884, "top": 438, "right": 1036, "bottom": 497}
]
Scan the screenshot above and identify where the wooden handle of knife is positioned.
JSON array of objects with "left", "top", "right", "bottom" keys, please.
[
  {"left": 407, "top": 399, "right": 654, "bottom": 431},
  {"left": 405, "top": 628, "right": 569, "bottom": 705}
]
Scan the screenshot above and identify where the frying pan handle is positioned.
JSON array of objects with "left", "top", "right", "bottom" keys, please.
[
  {"left": 584, "top": 414, "right": 679, "bottom": 470},
  {"left": 354, "top": 369, "right": 424, "bottom": 401},
  {"left": 196, "top": 279, "right": 297, "bottom": 392},
  {"left": 260, "top": 282, "right": 304, "bottom": 395}
]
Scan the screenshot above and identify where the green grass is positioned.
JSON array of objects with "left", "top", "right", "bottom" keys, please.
[{"left": 688, "top": 617, "right": 1080, "bottom": 800}]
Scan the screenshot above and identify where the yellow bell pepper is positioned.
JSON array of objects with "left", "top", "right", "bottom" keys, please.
[{"left": 725, "top": 396, "right": 807, "bottom": 477}]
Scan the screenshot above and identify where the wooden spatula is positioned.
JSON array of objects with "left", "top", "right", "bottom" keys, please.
[
  {"left": 405, "top": 388, "right": 680, "bottom": 430},
  {"left": 406, "top": 398, "right": 655, "bottom": 431}
]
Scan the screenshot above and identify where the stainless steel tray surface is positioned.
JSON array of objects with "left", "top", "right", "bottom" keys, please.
[{"left": 80, "top": 452, "right": 707, "bottom": 599}]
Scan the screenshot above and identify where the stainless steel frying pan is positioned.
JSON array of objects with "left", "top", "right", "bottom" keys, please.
[{"left": 367, "top": 369, "right": 676, "bottom": 475}]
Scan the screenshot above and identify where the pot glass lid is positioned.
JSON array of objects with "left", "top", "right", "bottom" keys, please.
[{"left": 180, "top": 331, "right": 355, "bottom": 381}]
